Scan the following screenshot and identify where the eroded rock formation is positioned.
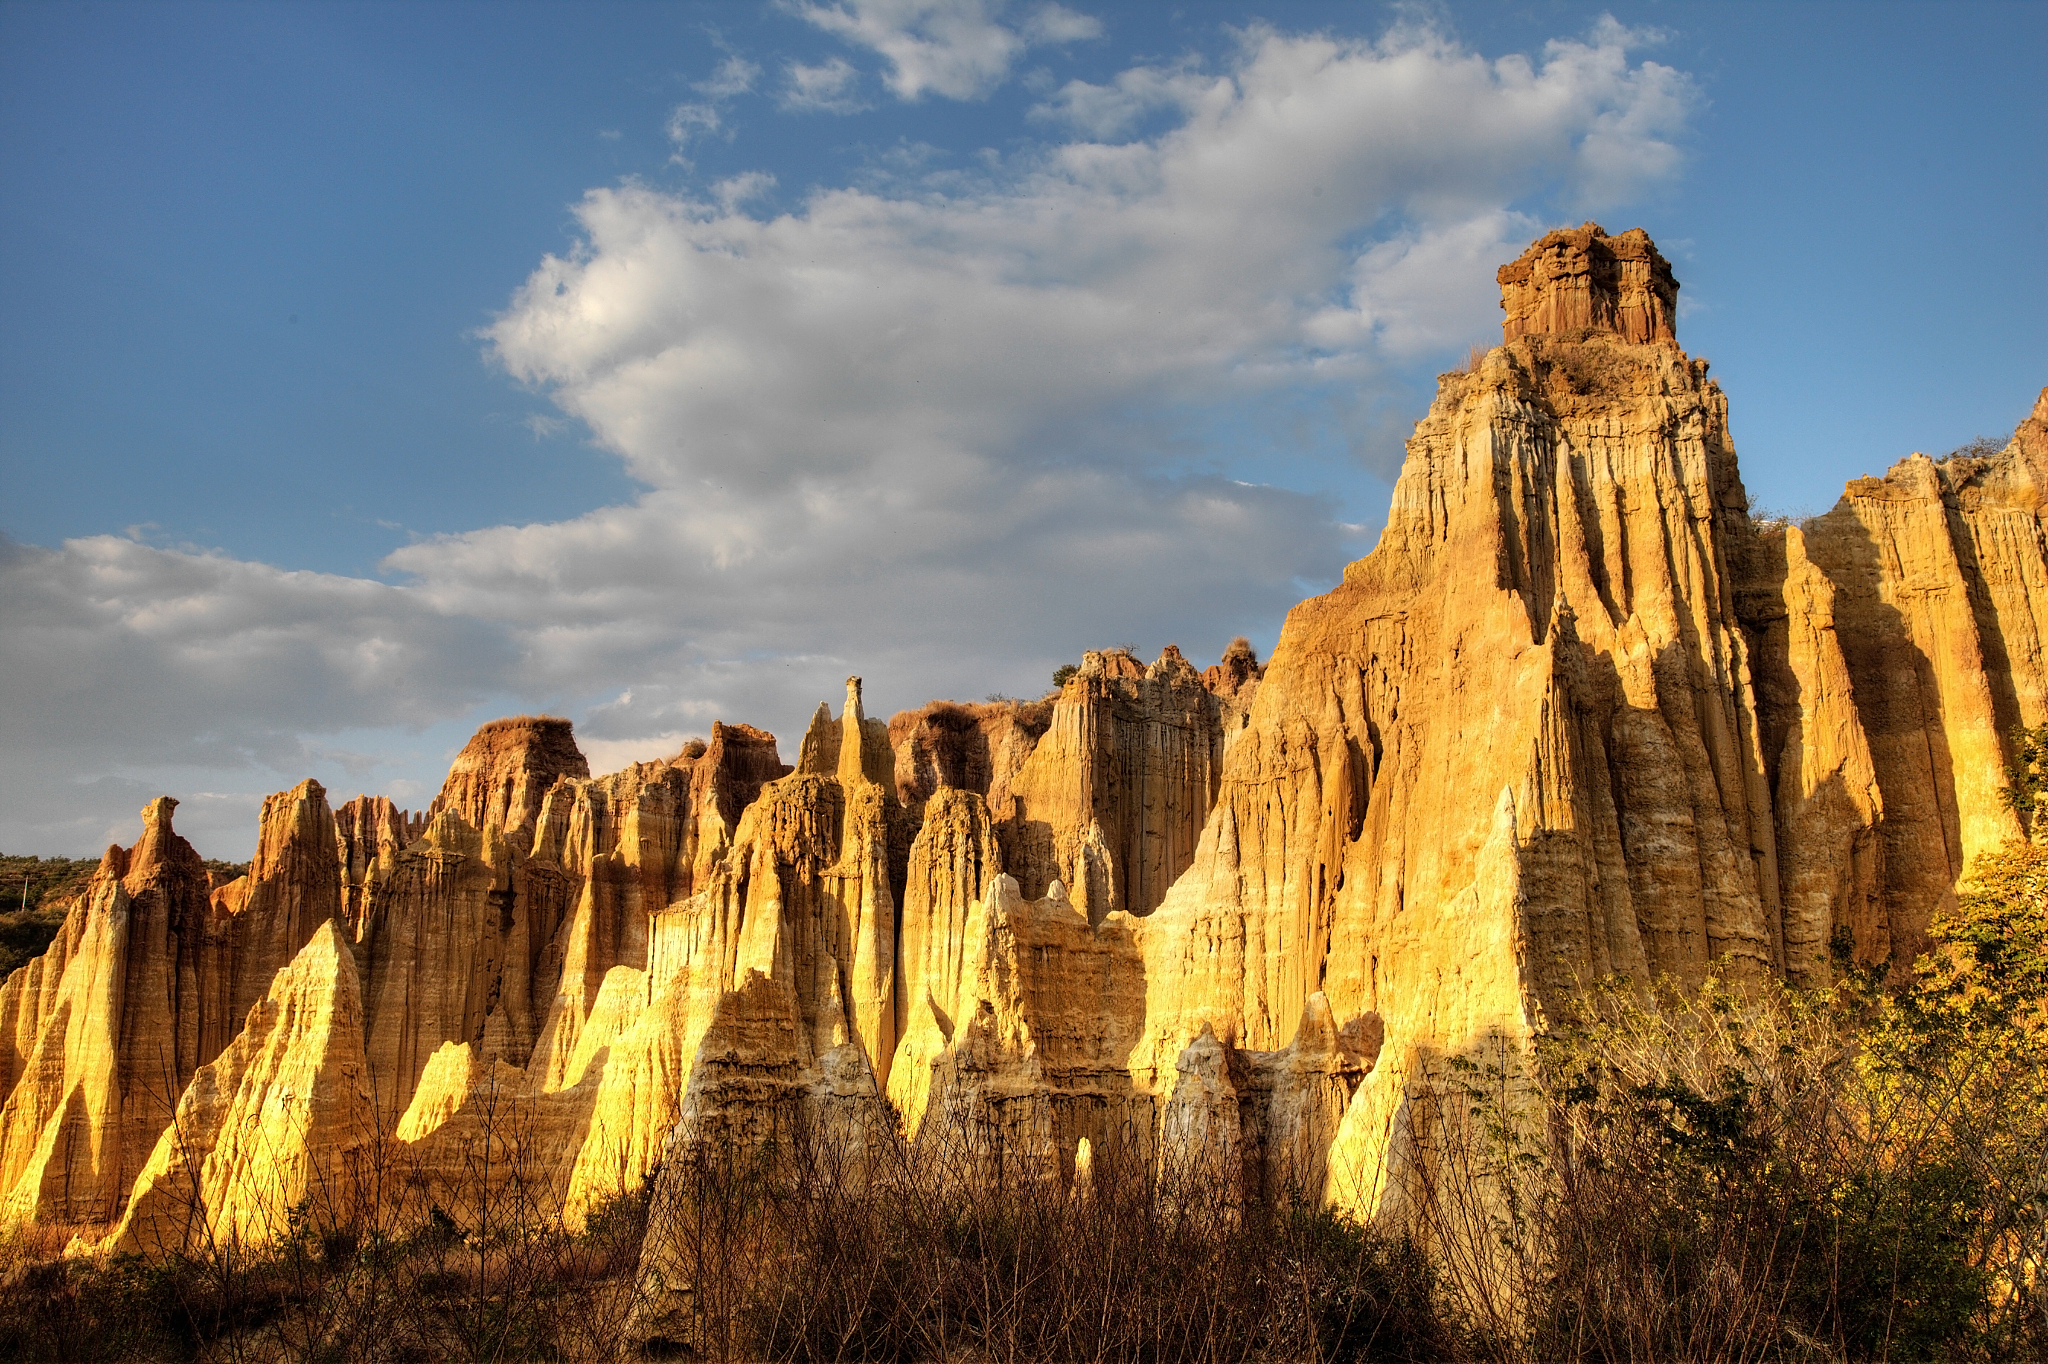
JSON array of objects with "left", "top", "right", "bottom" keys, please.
[
  {"left": 104, "top": 920, "right": 375, "bottom": 1255},
  {"left": 2, "top": 226, "right": 2041, "bottom": 1261},
  {"left": 1498, "top": 222, "right": 1677, "bottom": 345},
  {"left": 430, "top": 715, "right": 590, "bottom": 845}
]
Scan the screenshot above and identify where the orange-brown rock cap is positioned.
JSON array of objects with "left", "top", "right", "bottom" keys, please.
[
  {"left": 1497, "top": 222, "right": 1677, "bottom": 345},
  {"left": 677, "top": 720, "right": 790, "bottom": 828},
  {"left": 429, "top": 714, "right": 590, "bottom": 838}
]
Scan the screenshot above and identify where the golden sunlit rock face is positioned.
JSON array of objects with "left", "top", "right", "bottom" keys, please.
[{"left": 2, "top": 227, "right": 2043, "bottom": 1247}]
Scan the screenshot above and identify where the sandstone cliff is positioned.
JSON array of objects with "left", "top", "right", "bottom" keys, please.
[
  {"left": 103, "top": 920, "right": 374, "bottom": 1255},
  {"left": 0, "top": 787, "right": 344, "bottom": 1226},
  {"left": 3, "top": 225, "right": 2041, "bottom": 1257}
]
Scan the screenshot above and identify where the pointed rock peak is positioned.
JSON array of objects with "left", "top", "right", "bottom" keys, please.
[
  {"left": 1176, "top": 1022, "right": 1234, "bottom": 1081},
  {"left": 251, "top": 780, "right": 335, "bottom": 875},
  {"left": 1497, "top": 222, "right": 1677, "bottom": 345},
  {"left": 102, "top": 908, "right": 369, "bottom": 1256},
  {"left": 297, "top": 916, "right": 352, "bottom": 976},
  {"left": 987, "top": 872, "right": 1025, "bottom": 919},
  {"left": 1293, "top": 990, "right": 1339, "bottom": 1055},
  {"left": 419, "top": 806, "right": 483, "bottom": 857},
  {"left": 143, "top": 795, "right": 178, "bottom": 829},
  {"left": 797, "top": 701, "right": 841, "bottom": 775},
  {"left": 837, "top": 676, "right": 897, "bottom": 792},
  {"left": 395, "top": 1041, "right": 475, "bottom": 1143}
]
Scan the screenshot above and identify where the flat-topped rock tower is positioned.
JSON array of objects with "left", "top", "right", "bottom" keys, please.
[{"left": 1497, "top": 221, "right": 1679, "bottom": 344}]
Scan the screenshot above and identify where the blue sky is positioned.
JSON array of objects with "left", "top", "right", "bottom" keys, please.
[{"left": 2, "top": 0, "right": 2042, "bottom": 858}]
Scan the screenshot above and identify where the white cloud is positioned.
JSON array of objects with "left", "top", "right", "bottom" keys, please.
[
  {"left": 0, "top": 532, "right": 513, "bottom": 854},
  {"left": 712, "top": 171, "right": 778, "bottom": 214},
  {"left": 795, "top": 0, "right": 1100, "bottom": 102},
  {"left": 1021, "top": 3, "right": 1101, "bottom": 45},
  {"left": 1, "top": 18, "right": 1698, "bottom": 858},
  {"left": 696, "top": 54, "right": 761, "bottom": 99},
  {"left": 665, "top": 102, "right": 722, "bottom": 162},
  {"left": 1304, "top": 210, "right": 1543, "bottom": 359},
  {"left": 1029, "top": 63, "right": 1218, "bottom": 140},
  {"left": 668, "top": 54, "right": 764, "bottom": 163},
  {"left": 782, "top": 55, "right": 867, "bottom": 113}
]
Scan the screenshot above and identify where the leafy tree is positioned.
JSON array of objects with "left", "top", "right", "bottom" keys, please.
[{"left": 2002, "top": 722, "right": 2048, "bottom": 830}]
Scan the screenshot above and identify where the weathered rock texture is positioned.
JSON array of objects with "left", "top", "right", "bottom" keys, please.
[
  {"left": 1498, "top": 222, "right": 1677, "bottom": 345},
  {"left": 3, "top": 227, "right": 2041, "bottom": 1256},
  {"left": 0, "top": 785, "right": 344, "bottom": 1226},
  {"left": 104, "top": 920, "right": 375, "bottom": 1254},
  {"left": 430, "top": 715, "right": 590, "bottom": 845}
]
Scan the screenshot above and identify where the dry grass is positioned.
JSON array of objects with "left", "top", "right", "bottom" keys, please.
[{"left": 635, "top": 1110, "right": 1449, "bottom": 1364}]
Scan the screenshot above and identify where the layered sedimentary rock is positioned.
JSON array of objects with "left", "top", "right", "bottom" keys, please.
[
  {"left": 1498, "top": 222, "right": 1677, "bottom": 345},
  {"left": 736, "top": 678, "right": 903, "bottom": 1084},
  {"left": 904, "top": 873, "right": 1151, "bottom": 1172},
  {"left": 221, "top": 781, "right": 347, "bottom": 1029},
  {"left": 353, "top": 808, "right": 571, "bottom": 1121},
  {"left": 996, "top": 646, "right": 1240, "bottom": 920},
  {"left": 889, "top": 699, "right": 1049, "bottom": 827},
  {"left": 335, "top": 795, "right": 425, "bottom": 932},
  {"left": 632, "top": 969, "right": 892, "bottom": 1346},
  {"left": 1781, "top": 405, "right": 2048, "bottom": 961},
  {"left": 4, "top": 225, "right": 2043, "bottom": 1257},
  {"left": 385, "top": 717, "right": 793, "bottom": 1226},
  {"left": 891, "top": 786, "right": 1005, "bottom": 1116},
  {"left": 104, "top": 920, "right": 375, "bottom": 1254},
  {"left": 1731, "top": 527, "right": 1886, "bottom": 979}
]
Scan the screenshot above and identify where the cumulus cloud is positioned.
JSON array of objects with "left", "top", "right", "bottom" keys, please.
[
  {"left": 1, "top": 18, "right": 1697, "bottom": 858},
  {"left": 0, "top": 532, "right": 515, "bottom": 852},
  {"left": 1305, "top": 210, "right": 1545, "bottom": 360},
  {"left": 795, "top": 0, "right": 1102, "bottom": 101}
]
